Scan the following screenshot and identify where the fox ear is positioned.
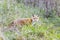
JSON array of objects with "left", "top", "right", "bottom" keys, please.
[
  {"left": 32, "top": 14, "right": 39, "bottom": 17},
  {"left": 32, "top": 14, "right": 34, "bottom": 17}
]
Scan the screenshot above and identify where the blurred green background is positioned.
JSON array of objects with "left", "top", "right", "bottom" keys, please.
[{"left": 0, "top": 0, "right": 60, "bottom": 40}]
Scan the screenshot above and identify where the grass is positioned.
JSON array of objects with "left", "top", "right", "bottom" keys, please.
[{"left": 0, "top": 1, "right": 60, "bottom": 40}]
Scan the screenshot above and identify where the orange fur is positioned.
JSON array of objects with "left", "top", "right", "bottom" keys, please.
[
  {"left": 10, "top": 18, "right": 32, "bottom": 26},
  {"left": 14, "top": 18, "right": 32, "bottom": 25}
]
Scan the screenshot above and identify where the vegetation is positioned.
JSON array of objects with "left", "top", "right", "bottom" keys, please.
[{"left": 0, "top": 0, "right": 60, "bottom": 40}]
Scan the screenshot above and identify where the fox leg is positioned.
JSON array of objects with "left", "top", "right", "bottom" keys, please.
[
  {"left": 14, "top": 28, "right": 20, "bottom": 35},
  {"left": 12, "top": 25, "right": 21, "bottom": 35}
]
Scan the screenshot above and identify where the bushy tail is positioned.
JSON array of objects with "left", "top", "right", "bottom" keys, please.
[{"left": 1, "top": 21, "right": 14, "bottom": 32}]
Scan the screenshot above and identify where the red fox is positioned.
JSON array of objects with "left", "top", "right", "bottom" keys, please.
[
  {"left": 2, "top": 15, "right": 39, "bottom": 33},
  {"left": 9, "top": 15, "right": 39, "bottom": 27}
]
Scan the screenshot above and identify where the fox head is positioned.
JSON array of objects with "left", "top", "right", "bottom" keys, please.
[{"left": 31, "top": 15, "right": 39, "bottom": 22}]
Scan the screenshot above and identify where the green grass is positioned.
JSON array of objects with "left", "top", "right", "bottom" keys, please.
[{"left": 0, "top": 1, "right": 60, "bottom": 40}]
